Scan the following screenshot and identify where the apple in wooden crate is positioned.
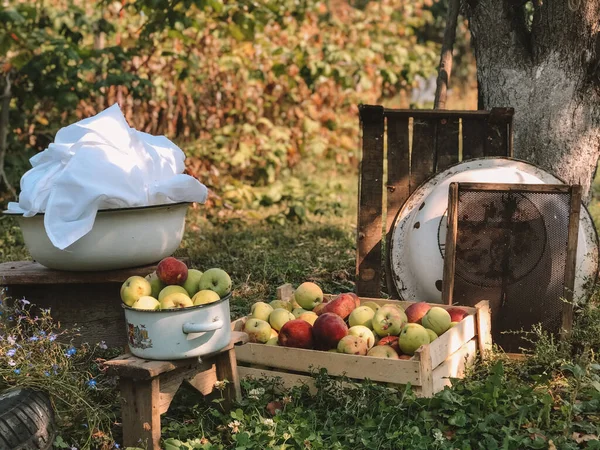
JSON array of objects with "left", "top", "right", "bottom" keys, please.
[
  {"left": 312, "top": 312, "right": 348, "bottom": 350},
  {"left": 446, "top": 307, "right": 469, "bottom": 323},
  {"left": 251, "top": 302, "right": 274, "bottom": 322},
  {"left": 376, "top": 335, "right": 401, "bottom": 355},
  {"left": 405, "top": 302, "right": 431, "bottom": 324},
  {"left": 278, "top": 319, "right": 314, "bottom": 349},
  {"left": 269, "top": 308, "right": 295, "bottom": 331},
  {"left": 348, "top": 306, "right": 375, "bottom": 329},
  {"left": 422, "top": 307, "right": 452, "bottom": 336},
  {"left": 323, "top": 293, "right": 357, "bottom": 320},
  {"left": 372, "top": 305, "right": 406, "bottom": 337},
  {"left": 244, "top": 318, "right": 273, "bottom": 343},
  {"left": 294, "top": 282, "right": 323, "bottom": 310},
  {"left": 337, "top": 335, "right": 368, "bottom": 355},
  {"left": 398, "top": 323, "right": 430, "bottom": 355},
  {"left": 367, "top": 345, "right": 400, "bottom": 359},
  {"left": 347, "top": 325, "right": 375, "bottom": 349}
]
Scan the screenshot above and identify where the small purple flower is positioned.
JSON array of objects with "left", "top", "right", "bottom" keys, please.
[
  {"left": 114, "top": 444, "right": 120, "bottom": 449},
  {"left": 99, "top": 341, "right": 108, "bottom": 350},
  {"left": 13, "top": 369, "right": 20, "bottom": 375},
  {"left": 29, "top": 336, "right": 39, "bottom": 342},
  {"left": 20, "top": 299, "right": 30, "bottom": 306},
  {"left": 44, "top": 371, "right": 50, "bottom": 377},
  {"left": 87, "top": 379, "right": 97, "bottom": 389},
  {"left": 7, "top": 336, "right": 16, "bottom": 345},
  {"left": 48, "top": 334, "right": 57, "bottom": 342},
  {"left": 39, "top": 331, "right": 46, "bottom": 337},
  {"left": 8, "top": 360, "right": 16, "bottom": 366},
  {"left": 6, "top": 348, "right": 16, "bottom": 357}
]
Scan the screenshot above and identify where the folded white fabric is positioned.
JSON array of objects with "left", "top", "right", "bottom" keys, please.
[{"left": 6, "top": 104, "right": 208, "bottom": 250}]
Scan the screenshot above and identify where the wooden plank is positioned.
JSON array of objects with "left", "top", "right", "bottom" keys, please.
[
  {"left": 186, "top": 364, "right": 218, "bottom": 396},
  {"left": 239, "top": 366, "right": 319, "bottom": 395},
  {"left": 157, "top": 370, "right": 185, "bottom": 415},
  {"left": 119, "top": 377, "right": 161, "bottom": 450},
  {"left": 0, "top": 259, "right": 185, "bottom": 285},
  {"left": 385, "top": 108, "right": 514, "bottom": 121},
  {"left": 484, "top": 107, "right": 512, "bottom": 157},
  {"left": 461, "top": 117, "right": 486, "bottom": 160},
  {"left": 429, "top": 314, "right": 476, "bottom": 368},
  {"left": 474, "top": 300, "right": 493, "bottom": 359},
  {"left": 357, "top": 105, "right": 385, "bottom": 297},
  {"left": 457, "top": 182, "right": 572, "bottom": 193},
  {"left": 442, "top": 182, "right": 459, "bottom": 305},
  {"left": 385, "top": 114, "right": 410, "bottom": 297},
  {"left": 235, "top": 344, "right": 422, "bottom": 386},
  {"left": 561, "top": 185, "right": 582, "bottom": 339},
  {"left": 215, "top": 348, "right": 242, "bottom": 408},
  {"left": 410, "top": 119, "right": 436, "bottom": 191},
  {"left": 276, "top": 283, "right": 294, "bottom": 301},
  {"left": 415, "top": 343, "right": 433, "bottom": 397},
  {"left": 432, "top": 339, "right": 477, "bottom": 394},
  {"left": 435, "top": 118, "right": 460, "bottom": 171}
]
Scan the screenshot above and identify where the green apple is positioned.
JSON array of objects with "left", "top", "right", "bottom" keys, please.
[
  {"left": 192, "top": 289, "right": 220, "bottom": 305},
  {"left": 270, "top": 329, "right": 278, "bottom": 339},
  {"left": 367, "top": 345, "right": 399, "bottom": 359},
  {"left": 398, "top": 323, "right": 430, "bottom": 355},
  {"left": 266, "top": 337, "right": 279, "bottom": 346},
  {"left": 292, "top": 307, "right": 308, "bottom": 318},
  {"left": 120, "top": 276, "right": 152, "bottom": 307},
  {"left": 182, "top": 269, "right": 204, "bottom": 297},
  {"left": 337, "top": 335, "right": 368, "bottom": 355},
  {"left": 426, "top": 329, "right": 438, "bottom": 343},
  {"left": 362, "top": 301, "right": 381, "bottom": 313},
  {"left": 160, "top": 292, "right": 194, "bottom": 309},
  {"left": 294, "top": 282, "right": 323, "bottom": 310},
  {"left": 244, "top": 318, "right": 272, "bottom": 343},
  {"left": 198, "top": 268, "right": 232, "bottom": 298},
  {"left": 158, "top": 285, "right": 189, "bottom": 301},
  {"left": 269, "top": 300, "right": 293, "bottom": 312},
  {"left": 132, "top": 296, "right": 160, "bottom": 310},
  {"left": 269, "top": 308, "right": 295, "bottom": 332},
  {"left": 372, "top": 305, "right": 407, "bottom": 337},
  {"left": 298, "top": 312, "right": 318, "bottom": 325},
  {"left": 348, "top": 306, "right": 375, "bottom": 329},
  {"left": 384, "top": 304, "right": 408, "bottom": 323},
  {"left": 250, "top": 302, "right": 274, "bottom": 322},
  {"left": 145, "top": 271, "right": 166, "bottom": 299},
  {"left": 421, "top": 307, "right": 452, "bottom": 336},
  {"left": 449, "top": 321, "right": 459, "bottom": 328},
  {"left": 348, "top": 325, "right": 376, "bottom": 349}
]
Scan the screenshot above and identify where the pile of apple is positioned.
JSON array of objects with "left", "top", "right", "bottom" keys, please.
[
  {"left": 120, "top": 257, "right": 232, "bottom": 310},
  {"left": 243, "top": 282, "right": 469, "bottom": 359}
]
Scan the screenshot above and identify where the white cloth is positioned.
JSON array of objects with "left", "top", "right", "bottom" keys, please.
[{"left": 6, "top": 104, "right": 208, "bottom": 250}]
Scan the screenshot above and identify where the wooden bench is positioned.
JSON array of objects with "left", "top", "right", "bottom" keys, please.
[
  {"left": 356, "top": 105, "right": 515, "bottom": 299},
  {"left": 104, "top": 332, "right": 248, "bottom": 450}
]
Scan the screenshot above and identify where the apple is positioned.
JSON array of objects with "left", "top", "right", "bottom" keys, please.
[
  {"left": 198, "top": 268, "right": 232, "bottom": 298},
  {"left": 377, "top": 335, "right": 401, "bottom": 355},
  {"left": 367, "top": 345, "right": 400, "bottom": 359},
  {"left": 362, "top": 301, "right": 380, "bottom": 313},
  {"left": 292, "top": 307, "right": 308, "bottom": 318},
  {"left": 269, "top": 308, "right": 295, "bottom": 332},
  {"left": 348, "top": 325, "right": 375, "bottom": 349},
  {"left": 327, "top": 348, "right": 339, "bottom": 353},
  {"left": 421, "top": 307, "right": 452, "bottom": 336},
  {"left": 278, "top": 319, "right": 314, "bottom": 349},
  {"left": 269, "top": 300, "right": 293, "bottom": 312},
  {"left": 323, "top": 293, "right": 357, "bottom": 320},
  {"left": 132, "top": 296, "right": 160, "bottom": 310},
  {"left": 449, "top": 321, "right": 459, "bottom": 328},
  {"left": 251, "top": 302, "right": 274, "bottom": 322},
  {"left": 312, "top": 313, "right": 348, "bottom": 350},
  {"left": 348, "top": 306, "right": 375, "bottom": 329},
  {"left": 294, "top": 282, "right": 323, "bottom": 310},
  {"left": 182, "top": 269, "right": 204, "bottom": 297},
  {"left": 157, "top": 257, "right": 188, "bottom": 285},
  {"left": 372, "top": 305, "right": 406, "bottom": 337},
  {"left": 398, "top": 323, "right": 430, "bottom": 355},
  {"left": 266, "top": 337, "right": 279, "bottom": 346},
  {"left": 298, "top": 312, "right": 318, "bottom": 325},
  {"left": 160, "top": 292, "right": 194, "bottom": 309},
  {"left": 349, "top": 292, "right": 361, "bottom": 309},
  {"left": 145, "top": 271, "right": 166, "bottom": 299},
  {"left": 426, "top": 329, "right": 438, "bottom": 343},
  {"left": 446, "top": 307, "right": 469, "bottom": 323},
  {"left": 158, "top": 285, "right": 189, "bottom": 301},
  {"left": 405, "top": 302, "right": 431, "bottom": 324},
  {"left": 192, "top": 289, "right": 221, "bottom": 305},
  {"left": 244, "top": 318, "right": 272, "bottom": 343},
  {"left": 313, "top": 303, "right": 328, "bottom": 316},
  {"left": 120, "top": 276, "right": 152, "bottom": 307},
  {"left": 270, "top": 329, "right": 279, "bottom": 339},
  {"left": 398, "top": 354, "right": 412, "bottom": 360},
  {"left": 384, "top": 304, "right": 408, "bottom": 323},
  {"left": 337, "top": 335, "right": 368, "bottom": 355}
]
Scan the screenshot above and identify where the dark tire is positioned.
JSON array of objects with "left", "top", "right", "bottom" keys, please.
[{"left": 0, "top": 388, "right": 54, "bottom": 450}]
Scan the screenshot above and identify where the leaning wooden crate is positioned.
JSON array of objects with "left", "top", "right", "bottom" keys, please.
[{"left": 232, "top": 287, "right": 492, "bottom": 398}]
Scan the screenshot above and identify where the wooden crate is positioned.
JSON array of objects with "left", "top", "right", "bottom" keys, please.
[{"left": 232, "top": 290, "right": 492, "bottom": 397}]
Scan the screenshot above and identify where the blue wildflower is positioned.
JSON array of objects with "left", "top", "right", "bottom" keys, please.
[
  {"left": 48, "top": 334, "right": 57, "bottom": 342},
  {"left": 8, "top": 316, "right": 13, "bottom": 321},
  {"left": 13, "top": 369, "right": 20, "bottom": 375},
  {"left": 39, "top": 331, "right": 46, "bottom": 337},
  {"left": 87, "top": 379, "right": 97, "bottom": 389},
  {"left": 65, "top": 347, "right": 77, "bottom": 357},
  {"left": 114, "top": 444, "right": 120, "bottom": 449},
  {"left": 6, "top": 348, "right": 16, "bottom": 357},
  {"left": 44, "top": 371, "right": 50, "bottom": 377},
  {"left": 29, "top": 336, "right": 39, "bottom": 342}
]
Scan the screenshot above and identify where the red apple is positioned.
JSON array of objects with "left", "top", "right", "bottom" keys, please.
[
  {"left": 398, "top": 354, "right": 412, "bottom": 360},
  {"left": 323, "top": 293, "right": 357, "bottom": 320},
  {"left": 312, "top": 313, "right": 348, "bottom": 350},
  {"left": 405, "top": 302, "right": 431, "bottom": 324},
  {"left": 278, "top": 319, "right": 314, "bottom": 349},
  {"left": 156, "top": 257, "right": 188, "bottom": 285},
  {"left": 377, "top": 335, "right": 401, "bottom": 355},
  {"left": 446, "top": 307, "right": 469, "bottom": 322},
  {"left": 347, "top": 292, "right": 361, "bottom": 309},
  {"left": 313, "top": 302, "right": 328, "bottom": 316}
]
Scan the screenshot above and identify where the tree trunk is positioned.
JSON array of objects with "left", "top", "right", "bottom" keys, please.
[{"left": 464, "top": 0, "right": 600, "bottom": 202}]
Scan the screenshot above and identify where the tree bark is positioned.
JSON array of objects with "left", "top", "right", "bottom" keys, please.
[
  {"left": 0, "top": 74, "right": 17, "bottom": 198},
  {"left": 464, "top": 0, "right": 600, "bottom": 202}
]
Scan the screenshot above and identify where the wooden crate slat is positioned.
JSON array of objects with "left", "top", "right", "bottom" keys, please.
[
  {"left": 385, "top": 108, "right": 514, "bottom": 120},
  {"left": 429, "top": 314, "right": 476, "bottom": 369},
  {"left": 483, "top": 122, "right": 509, "bottom": 157},
  {"left": 357, "top": 105, "right": 385, "bottom": 297},
  {"left": 435, "top": 118, "right": 460, "bottom": 171},
  {"left": 461, "top": 118, "right": 486, "bottom": 160},
  {"left": 431, "top": 338, "right": 477, "bottom": 393},
  {"left": 235, "top": 343, "right": 422, "bottom": 386},
  {"left": 385, "top": 114, "right": 410, "bottom": 297},
  {"left": 239, "top": 366, "right": 319, "bottom": 394},
  {"left": 410, "top": 119, "right": 436, "bottom": 191}
]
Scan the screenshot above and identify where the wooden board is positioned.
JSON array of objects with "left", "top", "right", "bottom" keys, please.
[
  {"left": 431, "top": 338, "right": 477, "bottom": 393},
  {"left": 435, "top": 117, "right": 460, "bottom": 171},
  {"left": 461, "top": 118, "right": 486, "bottom": 160},
  {"left": 410, "top": 119, "right": 436, "bottom": 192}
]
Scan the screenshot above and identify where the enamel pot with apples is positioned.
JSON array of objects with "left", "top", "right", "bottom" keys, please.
[{"left": 122, "top": 293, "right": 232, "bottom": 360}]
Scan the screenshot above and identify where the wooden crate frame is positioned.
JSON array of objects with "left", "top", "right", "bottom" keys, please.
[
  {"left": 232, "top": 287, "right": 492, "bottom": 397},
  {"left": 357, "top": 106, "right": 515, "bottom": 299}
]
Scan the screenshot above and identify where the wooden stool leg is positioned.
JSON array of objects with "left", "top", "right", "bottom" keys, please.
[
  {"left": 215, "top": 348, "right": 241, "bottom": 410},
  {"left": 119, "top": 377, "right": 161, "bottom": 450}
]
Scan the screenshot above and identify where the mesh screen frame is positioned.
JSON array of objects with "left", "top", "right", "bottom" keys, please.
[{"left": 442, "top": 183, "right": 581, "bottom": 353}]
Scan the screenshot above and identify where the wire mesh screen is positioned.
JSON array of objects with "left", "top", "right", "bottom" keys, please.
[{"left": 447, "top": 184, "right": 580, "bottom": 353}]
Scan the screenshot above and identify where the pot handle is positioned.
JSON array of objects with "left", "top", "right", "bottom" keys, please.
[{"left": 182, "top": 319, "right": 224, "bottom": 334}]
